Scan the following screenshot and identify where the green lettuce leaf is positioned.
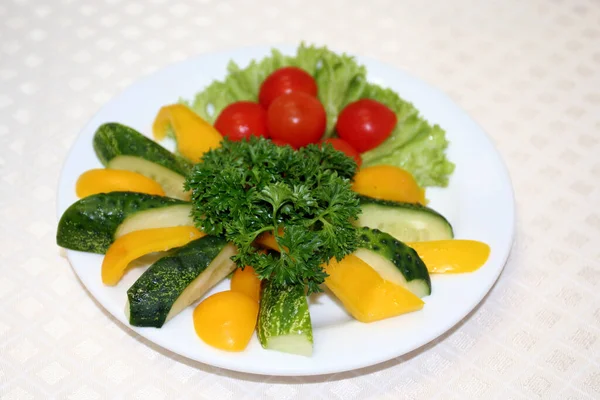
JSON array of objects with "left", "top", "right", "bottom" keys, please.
[
  {"left": 186, "top": 48, "right": 289, "bottom": 123},
  {"left": 184, "top": 43, "right": 454, "bottom": 187},
  {"left": 186, "top": 44, "right": 365, "bottom": 137},
  {"left": 364, "top": 125, "right": 455, "bottom": 187},
  {"left": 359, "top": 83, "right": 455, "bottom": 186},
  {"left": 309, "top": 48, "right": 366, "bottom": 136}
]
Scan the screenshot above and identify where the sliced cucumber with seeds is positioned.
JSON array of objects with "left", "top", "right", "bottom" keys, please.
[
  {"left": 126, "top": 236, "right": 237, "bottom": 328},
  {"left": 107, "top": 155, "right": 189, "bottom": 200},
  {"left": 355, "top": 195, "right": 453, "bottom": 242},
  {"left": 125, "top": 236, "right": 236, "bottom": 328},
  {"left": 57, "top": 192, "right": 194, "bottom": 254},
  {"left": 93, "top": 123, "right": 191, "bottom": 200},
  {"left": 356, "top": 227, "right": 431, "bottom": 297},
  {"left": 115, "top": 203, "right": 193, "bottom": 238},
  {"left": 257, "top": 280, "right": 313, "bottom": 357}
]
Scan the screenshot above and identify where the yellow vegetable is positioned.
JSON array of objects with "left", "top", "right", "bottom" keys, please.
[
  {"left": 352, "top": 165, "right": 425, "bottom": 204},
  {"left": 407, "top": 240, "right": 490, "bottom": 274},
  {"left": 230, "top": 265, "right": 261, "bottom": 302},
  {"left": 75, "top": 169, "right": 165, "bottom": 198},
  {"left": 153, "top": 104, "right": 223, "bottom": 163},
  {"left": 324, "top": 254, "right": 424, "bottom": 323},
  {"left": 193, "top": 291, "right": 259, "bottom": 352},
  {"left": 255, "top": 229, "right": 286, "bottom": 252},
  {"left": 101, "top": 226, "right": 204, "bottom": 285}
]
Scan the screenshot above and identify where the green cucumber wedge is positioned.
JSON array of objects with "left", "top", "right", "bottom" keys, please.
[
  {"left": 93, "top": 123, "right": 192, "bottom": 200},
  {"left": 355, "top": 195, "right": 453, "bottom": 242},
  {"left": 356, "top": 227, "right": 431, "bottom": 297},
  {"left": 257, "top": 280, "right": 313, "bottom": 357},
  {"left": 57, "top": 192, "right": 193, "bottom": 254},
  {"left": 126, "top": 236, "right": 237, "bottom": 328}
]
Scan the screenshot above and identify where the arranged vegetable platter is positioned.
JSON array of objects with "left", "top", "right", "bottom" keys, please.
[{"left": 57, "top": 45, "right": 514, "bottom": 376}]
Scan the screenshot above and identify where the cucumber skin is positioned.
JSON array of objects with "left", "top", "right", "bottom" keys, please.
[
  {"left": 93, "top": 123, "right": 191, "bottom": 177},
  {"left": 127, "top": 236, "right": 228, "bottom": 328},
  {"left": 56, "top": 192, "right": 188, "bottom": 254},
  {"left": 358, "top": 195, "right": 453, "bottom": 234},
  {"left": 358, "top": 227, "right": 432, "bottom": 295},
  {"left": 257, "top": 280, "right": 313, "bottom": 349}
]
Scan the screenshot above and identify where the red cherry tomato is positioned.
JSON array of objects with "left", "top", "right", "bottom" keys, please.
[
  {"left": 214, "top": 101, "right": 268, "bottom": 141},
  {"left": 259, "top": 67, "right": 318, "bottom": 109},
  {"left": 267, "top": 92, "right": 326, "bottom": 149},
  {"left": 321, "top": 138, "right": 362, "bottom": 167},
  {"left": 335, "top": 99, "right": 397, "bottom": 153}
]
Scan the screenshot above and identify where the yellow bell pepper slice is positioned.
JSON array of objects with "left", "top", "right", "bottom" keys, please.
[
  {"left": 152, "top": 104, "right": 223, "bottom": 163},
  {"left": 255, "top": 228, "right": 286, "bottom": 252},
  {"left": 75, "top": 169, "right": 165, "bottom": 198},
  {"left": 324, "top": 254, "right": 424, "bottom": 323},
  {"left": 352, "top": 165, "right": 425, "bottom": 205},
  {"left": 230, "top": 265, "right": 261, "bottom": 302},
  {"left": 193, "top": 290, "right": 259, "bottom": 352},
  {"left": 407, "top": 240, "right": 490, "bottom": 274},
  {"left": 102, "top": 226, "right": 204, "bottom": 285}
]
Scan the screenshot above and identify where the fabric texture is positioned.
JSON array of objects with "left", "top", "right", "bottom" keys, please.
[{"left": 1, "top": 0, "right": 599, "bottom": 398}]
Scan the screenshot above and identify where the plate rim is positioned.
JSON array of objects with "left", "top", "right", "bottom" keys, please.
[{"left": 56, "top": 44, "right": 516, "bottom": 376}]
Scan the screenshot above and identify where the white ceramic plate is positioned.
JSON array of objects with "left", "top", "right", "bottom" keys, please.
[{"left": 56, "top": 45, "right": 515, "bottom": 376}]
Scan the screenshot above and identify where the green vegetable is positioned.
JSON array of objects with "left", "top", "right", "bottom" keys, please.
[
  {"left": 187, "top": 45, "right": 365, "bottom": 137},
  {"left": 56, "top": 192, "right": 190, "bottom": 254},
  {"left": 362, "top": 122, "right": 455, "bottom": 187},
  {"left": 126, "top": 236, "right": 237, "bottom": 328},
  {"left": 185, "top": 43, "right": 453, "bottom": 187},
  {"left": 93, "top": 123, "right": 192, "bottom": 199},
  {"left": 355, "top": 195, "right": 453, "bottom": 242},
  {"left": 356, "top": 227, "right": 431, "bottom": 297},
  {"left": 185, "top": 137, "right": 360, "bottom": 294},
  {"left": 187, "top": 49, "right": 290, "bottom": 123},
  {"left": 257, "top": 279, "right": 313, "bottom": 356}
]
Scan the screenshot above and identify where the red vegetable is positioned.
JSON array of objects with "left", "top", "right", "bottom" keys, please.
[
  {"left": 259, "top": 67, "right": 318, "bottom": 109},
  {"left": 335, "top": 99, "right": 397, "bottom": 153},
  {"left": 321, "top": 138, "right": 362, "bottom": 167},
  {"left": 267, "top": 92, "right": 326, "bottom": 149},
  {"left": 214, "top": 101, "right": 268, "bottom": 141}
]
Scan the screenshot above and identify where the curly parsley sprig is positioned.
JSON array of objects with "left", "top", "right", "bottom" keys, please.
[{"left": 184, "top": 137, "right": 360, "bottom": 294}]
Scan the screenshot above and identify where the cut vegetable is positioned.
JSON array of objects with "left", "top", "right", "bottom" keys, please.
[
  {"left": 107, "top": 156, "right": 189, "bottom": 200},
  {"left": 114, "top": 203, "right": 193, "bottom": 239},
  {"left": 230, "top": 265, "right": 261, "bottom": 302},
  {"left": 193, "top": 290, "right": 259, "bottom": 352},
  {"left": 102, "top": 226, "right": 204, "bottom": 285},
  {"left": 356, "top": 227, "right": 431, "bottom": 297},
  {"left": 257, "top": 280, "right": 313, "bottom": 356},
  {"left": 186, "top": 44, "right": 454, "bottom": 187},
  {"left": 184, "top": 136, "right": 360, "bottom": 294},
  {"left": 352, "top": 165, "right": 425, "bottom": 204},
  {"left": 355, "top": 195, "right": 453, "bottom": 242},
  {"left": 126, "top": 236, "right": 237, "bottom": 327},
  {"left": 407, "top": 240, "right": 490, "bottom": 274},
  {"left": 56, "top": 192, "right": 192, "bottom": 254},
  {"left": 255, "top": 228, "right": 285, "bottom": 252},
  {"left": 93, "top": 122, "right": 191, "bottom": 200},
  {"left": 324, "top": 254, "right": 424, "bottom": 322},
  {"left": 75, "top": 169, "right": 165, "bottom": 198},
  {"left": 153, "top": 104, "right": 223, "bottom": 163}
]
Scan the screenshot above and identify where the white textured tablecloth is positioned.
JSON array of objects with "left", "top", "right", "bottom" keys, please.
[{"left": 1, "top": 0, "right": 599, "bottom": 398}]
